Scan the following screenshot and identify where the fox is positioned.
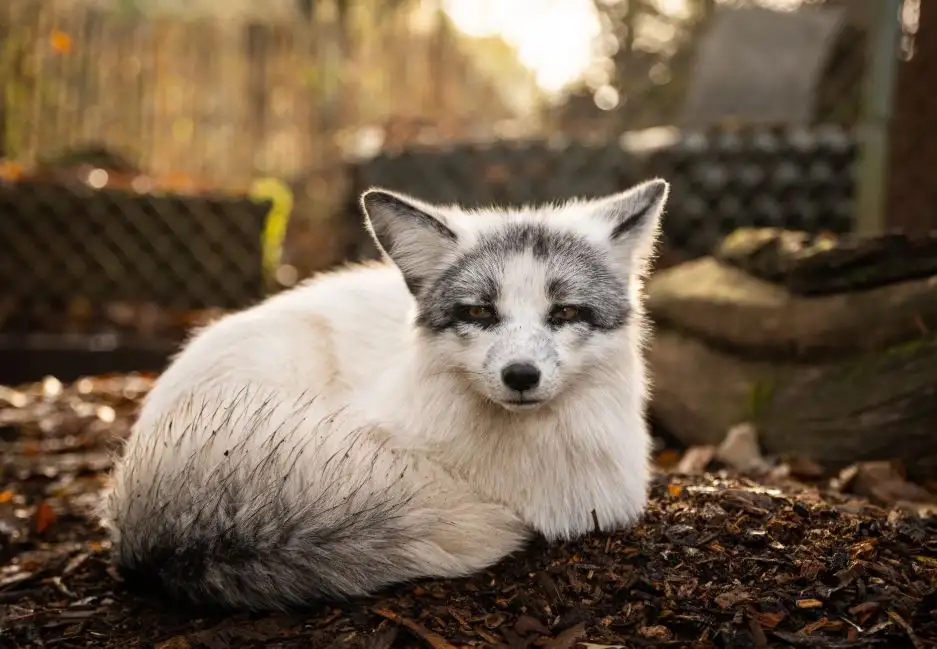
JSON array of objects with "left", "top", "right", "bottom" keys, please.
[{"left": 102, "top": 178, "right": 670, "bottom": 611}]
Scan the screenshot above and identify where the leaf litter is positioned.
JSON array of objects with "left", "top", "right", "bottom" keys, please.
[{"left": 0, "top": 375, "right": 935, "bottom": 648}]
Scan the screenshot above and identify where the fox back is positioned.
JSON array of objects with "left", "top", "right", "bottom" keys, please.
[{"left": 103, "top": 179, "right": 669, "bottom": 611}]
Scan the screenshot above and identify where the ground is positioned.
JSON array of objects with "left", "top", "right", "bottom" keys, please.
[{"left": 1, "top": 376, "right": 935, "bottom": 649}]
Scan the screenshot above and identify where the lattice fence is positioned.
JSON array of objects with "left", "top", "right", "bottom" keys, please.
[
  {"left": 0, "top": 180, "right": 270, "bottom": 338},
  {"left": 349, "top": 124, "right": 858, "bottom": 262}
]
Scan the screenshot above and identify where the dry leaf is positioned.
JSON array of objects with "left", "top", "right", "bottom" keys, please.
[
  {"left": 675, "top": 445, "right": 716, "bottom": 474},
  {"left": 34, "top": 501, "right": 57, "bottom": 534},
  {"left": 715, "top": 423, "right": 769, "bottom": 475}
]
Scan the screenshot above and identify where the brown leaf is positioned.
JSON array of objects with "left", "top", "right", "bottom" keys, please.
[
  {"left": 675, "top": 446, "right": 716, "bottom": 474},
  {"left": 34, "top": 501, "right": 57, "bottom": 534}
]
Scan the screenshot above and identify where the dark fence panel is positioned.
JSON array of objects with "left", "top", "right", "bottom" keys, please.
[
  {"left": 349, "top": 124, "right": 858, "bottom": 261},
  {"left": 0, "top": 181, "right": 270, "bottom": 384},
  {"left": 0, "top": 181, "right": 271, "bottom": 337}
]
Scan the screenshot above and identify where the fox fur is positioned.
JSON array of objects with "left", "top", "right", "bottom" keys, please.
[{"left": 103, "top": 178, "right": 670, "bottom": 611}]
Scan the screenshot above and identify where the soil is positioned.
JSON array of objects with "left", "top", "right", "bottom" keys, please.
[{"left": 1, "top": 375, "right": 936, "bottom": 649}]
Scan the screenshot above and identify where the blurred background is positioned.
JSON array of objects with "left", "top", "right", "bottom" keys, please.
[
  {"left": 0, "top": 0, "right": 931, "bottom": 385},
  {"left": 2, "top": 0, "right": 937, "bottom": 524}
]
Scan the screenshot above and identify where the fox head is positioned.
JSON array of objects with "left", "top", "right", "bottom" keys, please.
[{"left": 360, "top": 180, "right": 669, "bottom": 412}]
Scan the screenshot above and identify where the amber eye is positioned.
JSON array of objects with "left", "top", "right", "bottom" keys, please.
[
  {"left": 465, "top": 305, "right": 495, "bottom": 320},
  {"left": 550, "top": 305, "right": 581, "bottom": 323}
]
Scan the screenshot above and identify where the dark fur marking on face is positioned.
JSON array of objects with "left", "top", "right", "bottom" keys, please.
[{"left": 415, "top": 223, "right": 629, "bottom": 334}]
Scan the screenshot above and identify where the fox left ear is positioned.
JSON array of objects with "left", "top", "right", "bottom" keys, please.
[
  {"left": 361, "top": 188, "right": 459, "bottom": 296},
  {"left": 595, "top": 178, "right": 669, "bottom": 272}
]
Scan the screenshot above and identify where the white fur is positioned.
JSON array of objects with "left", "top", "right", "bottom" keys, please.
[{"left": 104, "top": 179, "right": 668, "bottom": 610}]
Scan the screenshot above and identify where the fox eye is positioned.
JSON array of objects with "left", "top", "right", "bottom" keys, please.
[
  {"left": 456, "top": 304, "right": 498, "bottom": 324},
  {"left": 548, "top": 305, "right": 582, "bottom": 325}
]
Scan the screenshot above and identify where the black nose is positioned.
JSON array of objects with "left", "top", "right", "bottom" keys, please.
[{"left": 501, "top": 363, "right": 541, "bottom": 392}]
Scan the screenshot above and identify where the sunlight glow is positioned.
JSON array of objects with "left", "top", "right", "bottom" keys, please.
[
  {"left": 441, "top": 0, "right": 602, "bottom": 94},
  {"left": 441, "top": 0, "right": 809, "bottom": 96}
]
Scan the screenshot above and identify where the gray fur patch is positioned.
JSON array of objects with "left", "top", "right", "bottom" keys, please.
[
  {"left": 109, "top": 388, "right": 435, "bottom": 612},
  {"left": 415, "top": 223, "right": 628, "bottom": 333}
]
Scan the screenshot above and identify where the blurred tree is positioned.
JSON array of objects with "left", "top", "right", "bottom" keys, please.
[
  {"left": 551, "top": 0, "right": 717, "bottom": 135},
  {"left": 553, "top": 0, "right": 868, "bottom": 135}
]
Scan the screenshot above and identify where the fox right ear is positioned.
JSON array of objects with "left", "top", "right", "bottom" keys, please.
[{"left": 361, "top": 189, "right": 459, "bottom": 295}]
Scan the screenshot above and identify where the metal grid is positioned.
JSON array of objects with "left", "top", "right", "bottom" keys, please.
[
  {"left": 0, "top": 180, "right": 271, "bottom": 337},
  {"left": 350, "top": 124, "right": 857, "bottom": 262}
]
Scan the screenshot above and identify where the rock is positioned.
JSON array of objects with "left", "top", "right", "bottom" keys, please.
[
  {"left": 647, "top": 257, "right": 937, "bottom": 359},
  {"left": 648, "top": 329, "right": 937, "bottom": 479},
  {"left": 647, "top": 329, "right": 796, "bottom": 447},
  {"left": 646, "top": 229, "right": 937, "bottom": 479}
]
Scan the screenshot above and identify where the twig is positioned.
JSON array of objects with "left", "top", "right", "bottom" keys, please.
[
  {"left": 887, "top": 611, "right": 922, "bottom": 649},
  {"left": 371, "top": 607, "right": 460, "bottom": 649}
]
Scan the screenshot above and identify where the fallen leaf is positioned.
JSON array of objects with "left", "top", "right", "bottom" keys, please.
[
  {"left": 34, "top": 502, "right": 57, "bottom": 534},
  {"left": 716, "top": 423, "right": 769, "bottom": 474},
  {"left": 666, "top": 483, "right": 683, "bottom": 497},
  {"left": 675, "top": 446, "right": 715, "bottom": 474}
]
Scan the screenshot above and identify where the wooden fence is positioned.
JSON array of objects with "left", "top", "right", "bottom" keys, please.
[{"left": 0, "top": 0, "right": 523, "bottom": 191}]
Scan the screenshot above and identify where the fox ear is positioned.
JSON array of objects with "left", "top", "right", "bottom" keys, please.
[
  {"left": 594, "top": 178, "right": 669, "bottom": 272},
  {"left": 361, "top": 188, "right": 458, "bottom": 295}
]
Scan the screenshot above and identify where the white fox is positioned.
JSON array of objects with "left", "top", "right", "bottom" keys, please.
[{"left": 103, "top": 178, "right": 670, "bottom": 611}]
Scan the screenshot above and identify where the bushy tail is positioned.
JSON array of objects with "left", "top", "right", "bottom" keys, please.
[{"left": 103, "top": 389, "right": 527, "bottom": 611}]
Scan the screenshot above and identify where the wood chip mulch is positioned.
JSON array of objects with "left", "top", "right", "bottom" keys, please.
[{"left": 1, "top": 375, "right": 935, "bottom": 649}]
